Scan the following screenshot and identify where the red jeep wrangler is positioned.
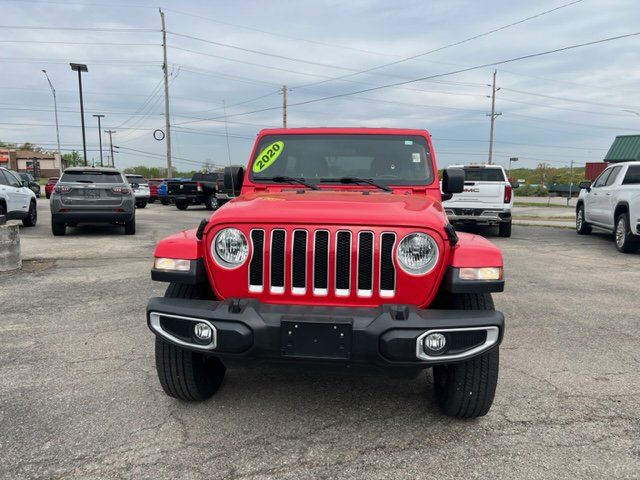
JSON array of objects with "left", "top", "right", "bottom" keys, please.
[{"left": 147, "top": 128, "right": 505, "bottom": 418}]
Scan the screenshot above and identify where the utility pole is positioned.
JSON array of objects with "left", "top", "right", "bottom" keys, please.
[
  {"left": 486, "top": 70, "right": 501, "bottom": 165},
  {"left": 282, "top": 84, "right": 287, "bottom": 128},
  {"left": 42, "top": 70, "right": 62, "bottom": 174},
  {"left": 105, "top": 130, "right": 116, "bottom": 167},
  {"left": 159, "top": 8, "right": 172, "bottom": 178},
  {"left": 93, "top": 114, "right": 105, "bottom": 166},
  {"left": 568, "top": 159, "right": 574, "bottom": 205},
  {"left": 70, "top": 63, "right": 89, "bottom": 165}
]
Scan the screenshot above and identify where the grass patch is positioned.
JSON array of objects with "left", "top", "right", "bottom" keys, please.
[{"left": 514, "top": 201, "right": 573, "bottom": 208}]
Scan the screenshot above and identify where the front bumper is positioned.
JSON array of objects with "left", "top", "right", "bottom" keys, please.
[
  {"left": 147, "top": 297, "right": 504, "bottom": 367},
  {"left": 445, "top": 208, "right": 511, "bottom": 225},
  {"left": 216, "top": 192, "right": 233, "bottom": 200}
]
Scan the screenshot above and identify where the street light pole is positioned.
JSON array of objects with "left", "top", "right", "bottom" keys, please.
[
  {"left": 92, "top": 114, "right": 105, "bottom": 167},
  {"left": 105, "top": 130, "right": 116, "bottom": 167},
  {"left": 70, "top": 63, "right": 88, "bottom": 165},
  {"left": 41, "top": 70, "right": 62, "bottom": 175}
]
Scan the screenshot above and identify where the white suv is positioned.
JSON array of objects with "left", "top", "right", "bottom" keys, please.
[
  {"left": 0, "top": 167, "right": 38, "bottom": 226},
  {"left": 442, "top": 164, "right": 514, "bottom": 237},
  {"left": 576, "top": 161, "right": 640, "bottom": 253}
]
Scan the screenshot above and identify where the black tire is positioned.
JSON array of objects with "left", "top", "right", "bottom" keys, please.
[
  {"left": 175, "top": 200, "right": 189, "bottom": 210},
  {"left": 205, "top": 194, "right": 219, "bottom": 211},
  {"left": 155, "top": 282, "right": 226, "bottom": 401},
  {"left": 576, "top": 204, "right": 592, "bottom": 235},
  {"left": 149, "top": 198, "right": 156, "bottom": 204},
  {"left": 0, "top": 201, "right": 6, "bottom": 217},
  {"left": 22, "top": 201, "right": 37, "bottom": 227},
  {"left": 498, "top": 221, "right": 512, "bottom": 238},
  {"left": 51, "top": 221, "right": 66, "bottom": 236},
  {"left": 161, "top": 198, "right": 170, "bottom": 205},
  {"left": 433, "top": 293, "right": 500, "bottom": 418},
  {"left": 614, "top": 212, "right": 640, "bottom": 253},
  {"left": 136, "top": 201, "right": 147, "bottom": 209},
  {"left": 46, "top": 193, "right": 51, "bottom": 200},
  {"left": 124, "top": 217, "right": 136, "bottom": 235}
]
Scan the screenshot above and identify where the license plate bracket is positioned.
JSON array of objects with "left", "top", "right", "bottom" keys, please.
[{"left": 281, "top": 320, "right": 352, "bottom": 359}]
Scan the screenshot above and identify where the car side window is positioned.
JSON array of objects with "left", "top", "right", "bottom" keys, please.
[
  {"left": 604, "top": 166, "right": 622, "bottom": 187},
  {"left": 0, "top": 170, "right": 9, "bottom": 186},
  {"left": 592, "top": 169, "right": 611, "bottom": 188},
  {"left": 4, "top": 170, "right": 22, "bottom": 187},
  {"left": 622, "top": 165, "right": 640, "bottom": 185}
]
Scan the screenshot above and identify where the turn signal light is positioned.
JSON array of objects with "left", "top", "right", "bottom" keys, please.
[
  {"left": 111, "top": 186, "right": 130, "bottom": 195},
  {"left": 459, "top": 267, "right": 503, "bottom": 281},
  {"left": 54, "top": 185, "right": 71, "bottom": 194},
  {"left": 154, "top": 258, "right": 191, "bottom": 272}
]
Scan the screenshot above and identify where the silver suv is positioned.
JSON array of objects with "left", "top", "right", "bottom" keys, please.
[{"left": 50, "top": 167, "right": 135, "bottom": 236}]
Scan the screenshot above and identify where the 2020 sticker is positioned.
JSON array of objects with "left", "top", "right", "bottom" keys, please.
[{"left": 253, "top": 141, "right": 284, "bottom": 173}]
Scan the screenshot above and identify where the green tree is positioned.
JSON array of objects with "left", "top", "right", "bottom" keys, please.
[{"left": 62, "top": 150, "right": 84, "bottom": 168}]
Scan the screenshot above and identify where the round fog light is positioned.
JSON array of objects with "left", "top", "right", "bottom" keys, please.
[
  {"left": 424, "top": 333, "right": 446, "bottom": 354},
  {"left": 193, "top": 322, "right": 212, "bottom": 342}
]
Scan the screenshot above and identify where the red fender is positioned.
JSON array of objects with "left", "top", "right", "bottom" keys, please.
[
  {"left": 153, "top": 229, "right": 203, "bottom": 260},
  {"left": 449, "top": 232, "right": 503, "bottom": 268}
]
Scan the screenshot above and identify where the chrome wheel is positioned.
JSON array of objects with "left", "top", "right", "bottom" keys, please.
[{"left": 616, "top": 216, "right": 626, "bottom": 248}]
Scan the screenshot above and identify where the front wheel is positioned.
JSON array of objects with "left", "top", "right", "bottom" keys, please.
[
  {"left": 52, "top": 221, "right": 66, "bottom": 236},
  {"left": 136, "top": 201, "right": 147, "bottom": 209},
  {"left": 175, "top": 200, "right": 189, "bottom": 210},
  {"left": 615, "top": 212, "right": 640, "bottom": 253},
  {"left": 432, "top": 293, "right": 499, "bottom": 418},
  {"left": 576, "top": 204, "right": 592, "bottom": 235},
  {"left": 22, "top": 201, "right": 37, "bottom": 227},
  {"left": 161, "top": 198, "right": 169, "bottom": 206},
  {"left": 155, "top": 282, "right": 226, "bottom": 401}
]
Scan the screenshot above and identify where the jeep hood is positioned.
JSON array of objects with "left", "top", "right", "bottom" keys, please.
[{"left": 211, "top": 191, "right": 447, "bottom": 230}]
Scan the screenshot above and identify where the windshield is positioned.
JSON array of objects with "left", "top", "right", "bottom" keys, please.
[
  {"left": 463, "top": 167, "right": 506, "bottom": 182},
  {"left": 126, "top": 175, "right": 147, "bottom": 184},
  {"left": 249, "top": 134, "right": 433, "bottom": 186},
  {"left": 61, "top": 171, "right": 123, "bottom": 184}
]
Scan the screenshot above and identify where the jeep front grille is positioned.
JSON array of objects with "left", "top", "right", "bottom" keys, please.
[{"left": 248, "top": 228, "right": 396, "bottom": 298}]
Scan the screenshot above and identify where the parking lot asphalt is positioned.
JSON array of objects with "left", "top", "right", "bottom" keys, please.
[{"left": 1, "top": 198, "right": 639, "bottom": 479}]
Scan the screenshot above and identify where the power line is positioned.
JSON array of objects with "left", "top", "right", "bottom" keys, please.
[
  {"left": 180, "top": 31, "right": 640, "bottom": 124},
  {"left": 500, "top": 86, "right": 640, "bottom": 110},
  {"left": 0, "top": 39, "right": 157, "bottom": 46},
  {"left": 0, "top": 25, "right": 157, "bottom": 32},
  {"left": 294, "top": 0, "right": 585, "bottom": 90}
]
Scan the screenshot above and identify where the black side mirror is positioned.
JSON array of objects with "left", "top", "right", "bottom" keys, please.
[
  {"left": 224, "top": 166, "right": 244, "bottom": 196},
  {"left": 131, "top": 182, "right": 140, "bottom": 189},
  {"left": 442, "top": 168, "right": 465, "bottom": 195},
  {"left": 579, "top": 181, "right": 591, "bottom": 191},
  {"left": 510, "top": 181, "right": 520, "bottom": 189}
]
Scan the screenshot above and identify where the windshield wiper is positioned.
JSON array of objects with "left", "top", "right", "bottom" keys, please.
[
  {"left": 320, "top": 177, "right": 391, "bottom": 192},
  {"left": 262, "top": 176, "right": 319, "bottom": 190},
  {"left": 76, "top": 180, "right": 94, "bottom": 183}
]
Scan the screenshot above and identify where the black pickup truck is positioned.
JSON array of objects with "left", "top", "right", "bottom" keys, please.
[{"left": 167, "top": 172, "right": 223, "bottom": 210}]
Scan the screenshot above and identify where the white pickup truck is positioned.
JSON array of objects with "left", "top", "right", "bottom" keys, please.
[
  {"left": 442, "top": 164, "right": 514, "bottom": 237},
  {"left": 576, "top": 161, "right": 640, "bottom": 253}
]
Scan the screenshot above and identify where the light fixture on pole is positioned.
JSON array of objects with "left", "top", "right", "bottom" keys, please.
[
  {"left": 92, "top": 114, "right": 105, "bottom": 167},
  {"left": 42, "top": 70, "right": 62, "bottom": 175},
  {"left": 70, "top": 63, "right": 88, "bottom": 166}
]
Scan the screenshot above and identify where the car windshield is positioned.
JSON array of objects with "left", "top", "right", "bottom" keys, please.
[
  {"left": 126, "top": 175, "right": 147, "bottom": 184},
  {"left": 60, "top": 171, "right": 123, "bottom": 184},
  {"left": 249, "top": 134, "right": 433, "bottom": 186},
  {"left": 48, "top": 177, "right": 58, "bottom": 182},
  {"left": 463, "top": 167, "right": 506, "bottom": 182}
]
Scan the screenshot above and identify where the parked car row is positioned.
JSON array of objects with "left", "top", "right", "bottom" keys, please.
[{"left": 166, "top": 169, "right": 241, "bottom": 210}]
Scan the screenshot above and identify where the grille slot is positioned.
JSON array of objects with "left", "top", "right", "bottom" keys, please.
[
  {"left": 335, "top": 231, "right": 351, "bottom": 296},
  {"left": 270, "top": 229, "right": 286, "bottom": 293},
  {"left": 291, "top": 230, "right": 307, "bottom": 294},
  {"left": 249, "top": 228, "right": 397, "bottom": 299},
  {"left": 380, "top": 233, "right": 396, "bottom": 297},
  {"left": 357, "top": 232, "right": 374, "bottom": 296},
  {"left": 249, "top": 230, "right": 264, "bottom": 292},
  {"left": 313, "top": 230, "right": 329, "bottom": 295}
]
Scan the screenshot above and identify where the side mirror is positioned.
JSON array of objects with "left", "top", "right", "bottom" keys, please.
[
  {"left": 579, "top": 180, "right": 591, "bottom": 191},
  {"left": 131, "top": 182, "right": 140, "bottom": 189},
  {"left": 224, "top": 166, "right": 244, "bottom": 196},
  {"left": 442, "top": 168, "right": 465, "bottom": 195},
  {"left": 510, "top": 181, "right": 520, "bottom": 189}
]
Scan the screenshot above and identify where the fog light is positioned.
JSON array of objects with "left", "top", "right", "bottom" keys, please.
[
  {"left": 423, "top": 333, "right": 447, "bottom": 353},
  {"left": 193, "top": 322, "right": 212, "bottom": 342}
]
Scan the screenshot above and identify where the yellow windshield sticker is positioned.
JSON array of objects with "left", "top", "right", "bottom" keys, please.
[{"left": 253, "top": 141, "right": 284, "bottom": 173}]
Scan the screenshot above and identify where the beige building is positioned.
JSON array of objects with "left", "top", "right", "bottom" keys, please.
[{"left": 0, "top": 149, "right": 62, "bottom": 178}]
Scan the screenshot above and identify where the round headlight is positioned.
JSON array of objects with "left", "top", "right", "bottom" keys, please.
[
  {"left": 212, "top": 228, "right": 248, "bottom": 268},
  {"left": 396, "top": 232, "right": 438, "bottom": 275}
]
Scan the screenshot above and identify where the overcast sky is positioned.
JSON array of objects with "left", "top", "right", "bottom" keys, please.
[{"left": 1, "top": 0, "right": 639, "bottom": 172}]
